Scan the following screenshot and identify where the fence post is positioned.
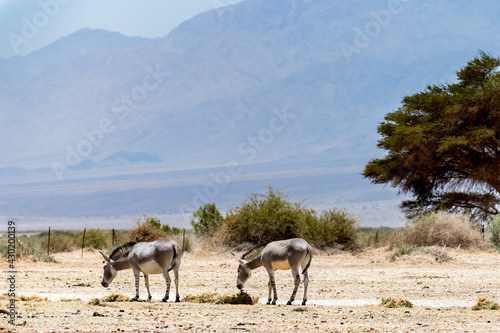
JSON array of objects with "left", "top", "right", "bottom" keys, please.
[
  {"left": 47, "top": 227, "right": 51, "bottom": 257},
  {"left": 81, "top": 227, "right": 86, "bottom": 258},
  {"left": 182, "top": 229, "right": 186, "bottom": 253}
]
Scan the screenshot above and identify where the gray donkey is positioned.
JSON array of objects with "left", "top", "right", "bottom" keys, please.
[
  {"left": 100, "top": 239, "right": 181, "bottom": 302},
  {"left": 232, "top": 238, "right": 312, "bottom": 305}
]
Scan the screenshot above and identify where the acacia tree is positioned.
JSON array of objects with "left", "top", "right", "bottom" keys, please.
[{"left": 363, "top": 52, "right": 500, "bottom": 222}]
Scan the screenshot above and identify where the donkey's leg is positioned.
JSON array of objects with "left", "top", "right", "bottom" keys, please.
[
  {"left": 173, "top": 266, "right": 180, "bottom": 302},
  {"left": 161, "top": 270, "right": 172, "bottom": 302},
  {"left": 287, "top": 268, "right": 301, "bottom": 305},
  {"left": 266, "top": 270, "right": 278, "bottom": 305},
  {"left": 301, "top": 270, "right": 309, "bottom": 305},
  {"left": 131, "top": 269, "right": 140, "bottom": 301},
  {"left": 267, "top": 278, "right": 273, "bottom": 305},
  {"left": 144, "top": 274, "right": 152, "bottom": 301}
]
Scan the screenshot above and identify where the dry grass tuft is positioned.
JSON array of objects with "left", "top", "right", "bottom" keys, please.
[
  {"left": 182, "top": 290, "right": 259, "bottom": 305},
  {"left": 392, "top": 212, "right": 485, "bottom": 249},
  {"left": 380, "top": 297, "right": 413, "bottom": 308},
  {"left": 19, "top": 295, "right": 47, "bottom": 302},
  {"left": 101, "top": 294, "right": 131, "bottom": 302},
  {"left": 89, "top": 294, "right": 131, "bottom": 306},
  {"left": 472, "top": 297, "right": 500, "bottom": 310}
]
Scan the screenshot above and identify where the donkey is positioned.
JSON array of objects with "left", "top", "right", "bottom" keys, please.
[
  {"left": 100, "top": 238, "right": 181, "bottom": 302},
  {"left": 232, "top": 238, "right": 312, "bottom": 305}
]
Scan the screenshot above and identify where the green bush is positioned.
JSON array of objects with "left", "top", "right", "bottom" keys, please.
[
  {"left": 489, "top": 215, "right": 500, "bottom": 248},
  {"left": 357, "top": 227, "right": 395, "bottom": 247},
  {"left": 218, "top": 186, "right": 305, "bottom": 246},
  {"left": 191, "top": 203, "right": 224, "bottom": 236},
  {"left": 80, "top": 229, "right": 109, "bottom": 250},
  {"left": 304, "top": 208, "right": 358, "bottom": 249},
  {"left": 214, "top": 186, "right": 359, "bottom": 249},
  {"left": 128, "top": 216, "right": 171, "bottom": 243},
  {"left": 39, "top": 230, "right": 79, "bottom": 253}
]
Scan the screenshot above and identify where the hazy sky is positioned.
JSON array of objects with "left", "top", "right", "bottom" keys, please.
[{"left": 0, "top": 0, "right": 243, "bottom": 58}]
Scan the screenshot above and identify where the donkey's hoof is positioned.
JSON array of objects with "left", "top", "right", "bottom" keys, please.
[
  {"left": 130, "top": 297, "right": 139, "bottom": 302},
  {"left": 301, "top": 300, "right": 307, "bottom": 305},
  {"left": 147, "top": 296, "right": 152, "bottom": 301},
  {"left": 286, "top": 300, "right": 293, "bottom": 305},
  {"left": 161, "top": 297, "right": 169, "bottom": 302},
  {"left": 271, "top": 300, "right": 277, "bottom": 305},
  {"left": 175, "top": 297, "right": 180, "bottom": 303}
]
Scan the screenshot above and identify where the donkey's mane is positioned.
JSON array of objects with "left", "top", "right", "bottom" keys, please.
[
  {"left": 241, "top": 245, "right": 264, "bottom": 260},
  {"left": 109, "top": 242, "right": 136, "bottom": 260}
]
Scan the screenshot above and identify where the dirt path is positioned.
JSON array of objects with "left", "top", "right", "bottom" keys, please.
[{"left": 2, "top": 248, "right": 500, "bottom": 332}]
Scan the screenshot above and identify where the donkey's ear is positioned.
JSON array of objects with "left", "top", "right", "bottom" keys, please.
[
  {"left": 231, "top": 252, "right": 244, "bottom": 264},
  {"left": 100, "top": 251, "right": 111, "bottom": 264}
]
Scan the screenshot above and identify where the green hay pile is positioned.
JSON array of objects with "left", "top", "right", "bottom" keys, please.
[
  {"left": 182, "top": 290, "right": 259, "bottom": 305},
  {"left": 380, "top": 297, "right": 413, "bottom": 308},
  {"left": 472, "top": 297, "right": 500, "bottom": 310}
]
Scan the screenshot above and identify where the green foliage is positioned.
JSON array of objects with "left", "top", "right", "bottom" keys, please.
[
  {"left": 364, "top": 51, "right": 500, "bottom": 222},
  {"left": 389, "top": 246, "right": 417, "bottom": 262},
  {"left": 303, "top": 208, "right": 358, "bottom": 249},
  {"left": 357, "top": 227, "right": 395, "bottom": 247},
  {"left": 435, "top": 252, "right": 453, "bottom": 263},
  {"left": 215, "top": 186, "right": 359, "bottom": 249},
  {"left": 191, "top": 203, "right": 224, "bottom": 236},
  {"left": 219, "top": 186, "right": 305, "bottom": 246},
  {"left": 128, "top": 216, "right": 171, "bottom": 243},
  {"left": 80, "top": 229, "right": 109, "bottom": 250},
  {"left": 489, "top": 215, "right": 500, "bottom": 248}
]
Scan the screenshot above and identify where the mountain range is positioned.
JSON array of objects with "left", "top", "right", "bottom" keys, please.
[{"left": 1, "top": 0, "right": 499, "bottom": 229}]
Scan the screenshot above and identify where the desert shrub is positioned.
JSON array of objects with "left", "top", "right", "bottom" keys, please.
[
  {"left": 391, "top": 211, "right": 485, "bottom": 249},
  {"left": 128, "top": 216, "right": 171, "bottom": 242},
  {"left": 81, "top": 229, "right": 109, "bottom": 250},
  {"left": 216, "top": 186, "right": 305, "bottom": 247},
  {"left": 304, "top": 208, "right": 358, "bottom": 249},
  {"left": 39, "top": 230, "right": 79, "bottom": 253},
  {"left": 214, "top": 186, "right": 359, "bottom": 249},
  {"left": 489, "top": 215, "right": 500, "bottom": 248},
  {"left": 191, "top": 203, "right": 224, "bottom": 237},
  {"left": 357, "top": 227, "right": 395, "bottom": 247},
  {"left": 435, "top": 252, "right": 453, "bottom": 263},
  {"left": 389, "top": 246, "right": 418, "bottom": 262}
]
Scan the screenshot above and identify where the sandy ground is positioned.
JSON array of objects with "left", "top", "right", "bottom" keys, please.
[{"left": 2, "top": 247, "right": 500, "bottom": 332}]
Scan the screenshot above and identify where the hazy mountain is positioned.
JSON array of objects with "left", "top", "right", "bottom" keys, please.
[
  {"left": 1, "top": 0, "right": 499, "bottom": 228},
  {"left": 3, "top": 0, "right": 499, "bottom": 175}
]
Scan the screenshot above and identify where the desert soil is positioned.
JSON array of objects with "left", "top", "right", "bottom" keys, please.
[{"left": 2, "top": 247, "right": 500, "bottom": 332}]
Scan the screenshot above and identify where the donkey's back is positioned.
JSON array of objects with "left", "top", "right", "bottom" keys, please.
[{"left": 128, "top": 238, "right": 180, "bottom": 274}]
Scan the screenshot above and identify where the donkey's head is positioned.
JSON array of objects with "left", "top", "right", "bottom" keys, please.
[
  {"left": 232, "top": 253, "right": 251, "bottom": 290},
  {"left": 100, "top": 251, "right": 117, "bottom": 288}
]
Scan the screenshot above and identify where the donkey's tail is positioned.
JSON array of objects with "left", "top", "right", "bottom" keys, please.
[
  {"left": 301, "top": 246, "right": 312, "bottom": 275},
  {"left": 168, "top": 246, "right": 178, "bottom": 272}
]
